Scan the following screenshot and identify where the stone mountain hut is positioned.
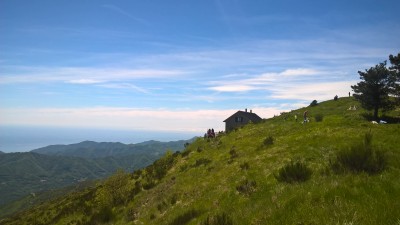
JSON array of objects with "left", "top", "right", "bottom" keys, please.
[{"left": 223, "top": 109, "right": 262, "bottom": 132}]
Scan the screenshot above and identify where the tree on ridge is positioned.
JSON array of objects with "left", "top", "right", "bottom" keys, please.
[{"left": 351, "top": 53, "right": 400, "bottom": 120}]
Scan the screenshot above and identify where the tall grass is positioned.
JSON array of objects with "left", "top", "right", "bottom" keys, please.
[
  {"left": 201, "top": 212, "right": 234, "bottom": 225},
  {"left": 331, "top": 131, "right": 386, "bottom": 174},
  {"left": 275, "top": 161, "right": 312, "bottom": 183},
  {"left": 168, "top": 209, "right": 201, "bottom": 225}
]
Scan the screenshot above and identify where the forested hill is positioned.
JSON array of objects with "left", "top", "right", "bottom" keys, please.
[
  {"left": 31, "top": 139, "right": 195, "bottom": 158},
  {"left": 0, "top": 152, "right": 154, "bottom": 207},
  {"left": 2, "top": 97, "right": 400, "bottom": 224},
  {"left": 0, "top": 138, "right": 195, "bottom": 216}
]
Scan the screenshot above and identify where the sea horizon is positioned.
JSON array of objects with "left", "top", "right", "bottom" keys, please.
[{"left": 0, "top": 125, "right": 199, "bottom": 153}]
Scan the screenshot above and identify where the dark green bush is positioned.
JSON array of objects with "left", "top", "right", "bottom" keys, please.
[
  {"left": 157, "top": 201, "right": 168, "bottom": 212},
  {"left": 179, "top": 164, "right": 189, "bottom": 172},
  {"left": 309, "top": 100, "right": 318, "bottom": 106},
  {"left": 240, "top": 162, "right": 250, "bottom": 170},
  {"left": 314, "top": 114, "right": 323, "bottom": 122},
  {"left": 236, "top": 179, "right": 257, "bottom": 196},
  {"left": 263, "top": 136, "right": 274, "bottom": 146},
  {"left": 182, "top": 149, "right": 192, "bottom": 158},
  {"left": 132, "top": 169, "right": 143, "bottom": 179},
  {"left": 142, "top": 176, "right": 156, "bottom": 190},
  {"left": 194, "top": 158, "right": 212, "bottom": 167},
  {"left": 125, "top": 207, "right": 137, "bottom": 221},
  {"left": 275, "top": 161, "right": 312, "bottom": 183},
  {"left": 168, "top": 209, "right": 201, "bottom": 225},
  {"left": 153, "top": 152, "right": 175, "bottom": 180},
  {"left": 89, "top": 206, "right": 114, "bottom": 223},
  {"left": 170, "top": 194, "right": 178, "bottom": 205},
  {"left": 103, "top": 169, "right": 131, "bottom": 205},
  {"left": 201, "top": 212, "right": 234, "bottom": 225},
  {"left": 332, "top": 131, "right": 386, "bottom": 174},
  {"left": 229, "top": 147, "right": 238, "bottom": 159}
]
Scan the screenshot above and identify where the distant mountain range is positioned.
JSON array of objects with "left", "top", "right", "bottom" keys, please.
[
  {"left": 31, "top": 139, "right": 193, "bottom": 158},
  {"left": 0, "top": 138, "right": 195, "bottom": 211}
]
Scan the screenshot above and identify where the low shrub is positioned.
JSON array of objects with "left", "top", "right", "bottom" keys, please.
[
  {"left": 236, "top": 179, "right": 257, "bottom": 196},
  {"left": 142, "top": 176, "right": 156, "bottom": 190},
  {"left": 331, "top": 131, "right": 386, "bottom": 174},
  {"left": 263, "top": 136, "right": 274, "bottom": 146},
  {"left": 184, "top": 142, "right": 190, "bottom": 148},
  {"left": 201, "top": 212, "right": 234, "bottom": 225},
  {"left": 194, "top": 158, "right": 212, "bottom": 167},
  {"left": 125, "top": 207, "right": 137, "bottom": 221},
  {"left": 240, "top": 162, "right": 250, "bottom": 170},
  {"left": 89, "top": 206, "right": 114, "bottom": 223},
  {"left": 314, "top": 114, "right": 323, "bottom": 122},
  {"left": 182, "top": 149, "right": 192, "bottom": 158},
  {"left": 157, "top": 201, "right": 168, "bottom": 212},
  {"left": 168, "top": 209, "right": 201, "bottom": 225},
  {"left": 229, "top": 147, "right": 238, "bottom": 159},
  {"left": 132, "top": 169, "right": 143, "bottom": 179},
  {"left": 275, "top": 161, "right": 312, "bottom": 183},
  {"left": 309, "top": 100, "right": 318, "bottom": 107},
  {"left": 179, "top": 164, "right": 189, "bottom": 172},
  {"left": 170, "top": 194, "right": 178, "bottom": 205}
]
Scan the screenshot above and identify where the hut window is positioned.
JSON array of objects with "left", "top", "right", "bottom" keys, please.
[{"left": 235, "top": 117, "right": 243, "bottom": 122}]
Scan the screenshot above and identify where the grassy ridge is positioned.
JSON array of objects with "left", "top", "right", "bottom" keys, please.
[{"left": 1, "top": 97, "right": 399, "bottom": 224}]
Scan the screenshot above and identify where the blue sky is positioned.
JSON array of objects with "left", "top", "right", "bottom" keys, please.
[{"left": 1, "top": 0, "right": 399, "bottom": 133}]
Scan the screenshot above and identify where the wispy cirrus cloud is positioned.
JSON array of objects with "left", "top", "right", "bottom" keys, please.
[
  {"left": 0, "top": 106, "right": 286, "bottom": 132},
  {"left": 0, "top": 66, "right": 187, "bottom": 84},
  {"left": 97, "top": 83, "right": 149, "bottom": 94},
  {"left": 208, "top": 68, "right": 322, "bottom": 93},
  {"left": 206, "top": 68, "right": 358, "bottom": 103},
  {"left": 270, "top": 80, "right": 358, "bottom": 101},
  {"left": 102, "top": 4, "right": 149, "bottom": 25},
  {"left": 67, "top": 79, "right": 104, "bottom": 84}
]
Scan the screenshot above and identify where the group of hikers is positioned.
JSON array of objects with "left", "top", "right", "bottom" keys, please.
[
  {"left": 294, "top": 111, "right": 309, "bottom": 124},
  {"left": 204, "top": 128, "right": 216, "bottom": 139}
]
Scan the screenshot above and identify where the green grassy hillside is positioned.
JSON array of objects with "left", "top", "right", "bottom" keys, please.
[{"left": 1, "top": 97, "right": 399, "bottom": 225}]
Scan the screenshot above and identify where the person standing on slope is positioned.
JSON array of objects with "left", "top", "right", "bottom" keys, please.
[{"left": 303, "top": 110, "right": 308, "bottom": 124}]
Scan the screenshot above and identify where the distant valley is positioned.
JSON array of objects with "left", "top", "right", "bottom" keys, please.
[{"left": 0, "top": 138, "right": 194, "bottom": 216}]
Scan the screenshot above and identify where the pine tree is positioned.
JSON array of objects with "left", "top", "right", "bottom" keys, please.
[
  {"left": 351, "top": 61, "right": 395, "bottom": 120},
  {"left": 389, "top": 53, "right": 400, "bottom": 101}
]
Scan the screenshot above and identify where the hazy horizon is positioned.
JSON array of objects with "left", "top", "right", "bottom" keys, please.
[
  {"left": 0, "top": 125, "right": 198, "bottom": 153},
  {"left": 1, "top": 1, "right": 399, "bottom": 144}
]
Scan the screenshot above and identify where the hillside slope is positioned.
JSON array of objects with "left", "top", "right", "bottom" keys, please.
[
  {"left": 1, "top": 97, "right": 399, "bottom": 225},
  {"left": 0, "top": 152, "right": 155, "bottom": 207},
  {"left": 0, "top": 139, "right": 194, "bottom": 215}
]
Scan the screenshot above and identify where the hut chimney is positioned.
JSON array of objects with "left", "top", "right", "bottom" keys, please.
[
  {"left": 245, "top": 108, "right": 247, "bottom": 112},
  {"left": 250, "top": 109, "right": 252, "bottom": 113}
]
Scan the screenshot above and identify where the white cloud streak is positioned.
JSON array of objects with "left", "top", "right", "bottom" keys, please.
[
  {"left": 270, "top": 80, "right": 357, "bottom": 101},
  {"left": 207, "top": 68, "right": 358, "bottom": 102},
  {"left": 97, "top": 83, "right": 149, "bottom": 93},
  {"left": 102, "top": 4, "right": 149, "bottom": 25},
  {"left": 208, "top": 68, "right": 324, "bottom": 92},
  {"left": 0, "top": 107, "right": 285, "bottom": 133},
  {"left": 0, "top": 67, "right": 186, "bottom": 84}
]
